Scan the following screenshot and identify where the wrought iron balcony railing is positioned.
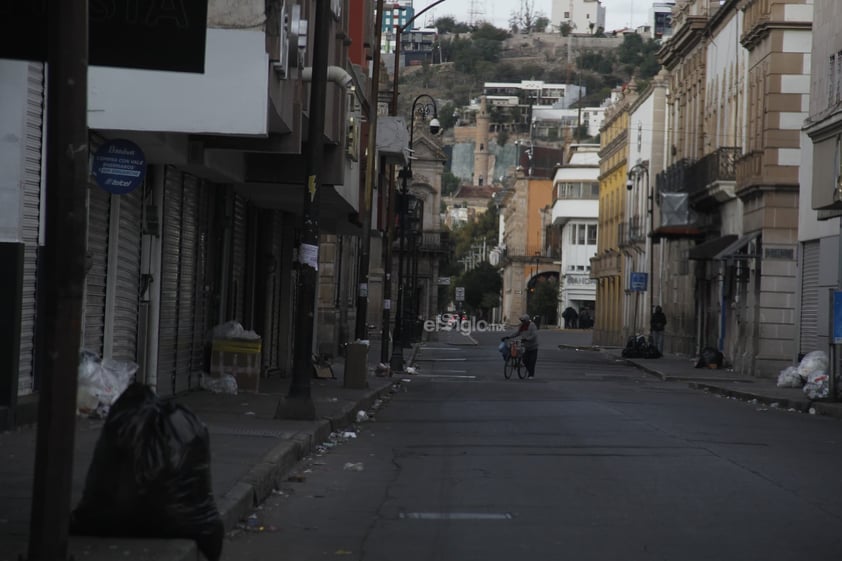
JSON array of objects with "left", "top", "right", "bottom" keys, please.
[{"left": 687, "top": 147, "right": 740, "bottom": 195}]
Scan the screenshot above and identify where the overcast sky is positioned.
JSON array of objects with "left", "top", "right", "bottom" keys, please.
[{"left": 414, "top": 0, "right": 654, "bottom": 32}]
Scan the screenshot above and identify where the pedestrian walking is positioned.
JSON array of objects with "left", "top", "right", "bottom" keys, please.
[
  {"left": 651, "top": 305, "right": 666, "bottom": 354},
  {"left": 502, "top": 314, "right": 539, "bottom": 378}
]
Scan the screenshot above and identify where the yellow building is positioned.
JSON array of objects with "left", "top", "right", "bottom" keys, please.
[{"left": 591, "top": 86, "right": 638, "bottom": 346}]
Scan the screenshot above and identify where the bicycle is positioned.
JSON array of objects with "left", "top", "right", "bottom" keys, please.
[{"left": 503, "top": 338, "right": 527, "bottom": 380}]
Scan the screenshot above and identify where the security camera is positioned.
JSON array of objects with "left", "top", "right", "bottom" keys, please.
[
  {"left": 428, "top": 118, "right": 441, "bottom": 135},
  {"left": 626, "top": 179, "right": 634, "bottom": 190}
]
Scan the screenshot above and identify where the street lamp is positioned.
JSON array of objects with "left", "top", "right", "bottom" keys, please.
[
  {"left": 390, "top": 94, "right": 439, "bottom": 371},
  {"left": 627, "top": 160, "right": 651, "bottom": 333}
]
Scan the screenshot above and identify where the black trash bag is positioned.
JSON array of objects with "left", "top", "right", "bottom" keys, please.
[
  {"left": 70, "top": 383, "right": 224, "bottom": 561},
  {"left": 695, "top": 346, "right": 724, "bottom": 369},
  {"left": 622, "top": 335, "right": 647, "bottom": 358}
]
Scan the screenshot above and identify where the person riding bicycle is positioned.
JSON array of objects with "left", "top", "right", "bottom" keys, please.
[{"left": 502, "top": 314, "right": 539, "bottom": 378}]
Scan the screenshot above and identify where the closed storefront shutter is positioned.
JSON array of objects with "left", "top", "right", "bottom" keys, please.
[
  {"left": 800, "top": 241, "right": 819, "bottom": 356},
  {"left": 84, "top": 180, "right": 111, "bottom": 356},
  {"left": 231, "top": 193, "right": 247, "bottom": 322},
  {"left": 260, "top": 211, "right": 284, "bottom": 372},
  {"left": 176, "top": 175, "right": 198, "bottom": 392},
  {"left": 158, "top": 167, "right": 183, "bottom": 396},
  {"left": 111, "top": 187, "right": 143, "bottom": 363},
  {"left": 191, "top": 181, "right": 213, "bottom": 375},
  {"left": 158, "top": 168, "right": 207, "bottom": 396},
  {"left": 18, "top": 62, "right": 45, "bottom": 396}
]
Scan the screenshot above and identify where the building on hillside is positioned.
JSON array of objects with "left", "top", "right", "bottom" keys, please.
[
  {"left": 483, "top": 81, "right": 587, "bottom": 110},
  {"left": 444, "top": 185, "right": 500, "bottom": 229},
  {"left": 382, "top": 0, "right": 413, "bottom": 33},
  {"left": 499, "top": 174, "right": 557, "bottom": 326},
  {"left": 532, "top": 105, "right": 606, "bottom": 141},
  {"left": 592, "top": 85, "right": 637, "bottom": 346},
  {"left": 550, "top": 144, "right": 600, "bottom": 323},
  {"left": 550, "top": 0, "right": 606, "bottom": 35}
]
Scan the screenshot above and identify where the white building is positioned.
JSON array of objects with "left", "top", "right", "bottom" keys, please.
[
  {"left": 550, "top": 144, "right": 600, "bottom": 323},
  {"left": 532, "top": 105, "right": 606, "bottom": 140},
  {"left": 483, "top": 81, "right": 587, "bottom": 109},
  {"left": 550, "top": 0, "right": 606, "bottom": 34}
]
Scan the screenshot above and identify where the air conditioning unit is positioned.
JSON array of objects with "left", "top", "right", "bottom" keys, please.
[
  {"left": 272, "top": 2, "right": 290, "bottom": 77},
  {"left": 272, "top": 2, "right": 306, "bottom": 78}
]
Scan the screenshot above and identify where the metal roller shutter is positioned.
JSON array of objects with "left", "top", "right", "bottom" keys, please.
[
  {"left": 84, "top": 178, "right": 111, "bottom": 357},
  {"left": 268, "top": 211, "right": 284, "bottom": 370},
  {"left": 231, "top": 193, "right": 247, "bottom": 323},
  {"left": 111, "top": 186, "right": 143, "bottom": 363},
  {"left": 191, "top": 181, "right": 212, "bottom": 376},
  {"left": 175, "top": 175, "right": 198, "bottom": 393},
  {"left": 799, "top": 241, "right": 819, "bottom": 355},
  {"left": 18, "top": 62, "right": 45, "bottom": 396},
  {"left": 158, "top": 166, "right": 183, "bottom": 396}
]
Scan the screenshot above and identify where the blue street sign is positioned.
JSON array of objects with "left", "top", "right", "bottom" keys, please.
[
  {"left": 92, "top": 139, "right": 147, "bottom": 194},
  {"left": 833, "top": 291, "right": 842, "bottom": 344},
  {"left": 630, "top": 272, "right": 648, "bottom": 292}
]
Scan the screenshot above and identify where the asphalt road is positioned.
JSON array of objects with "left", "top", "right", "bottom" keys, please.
[{"left": 222, "top": 329, "right": 842, "bottom": 561}]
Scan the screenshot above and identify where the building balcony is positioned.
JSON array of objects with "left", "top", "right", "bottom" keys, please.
[
  {"left": 687, "top": 147, "right": 741, "bottom": 208},
  {"left": 418, "top": 231, "right": 450, "bottom": 253},
  {"left": 655, "top": 158, "right": 694, "bottom": 196},
  {"left": 735, "top": 150, "right": 764, "bottom": 193},
  {"left": 590, "top": 251, "right": 622, "bottom": 278}
]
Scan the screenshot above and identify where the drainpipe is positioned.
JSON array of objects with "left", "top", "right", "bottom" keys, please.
[{"left": 302, "top": 65, "right": 353, "bottom": 88}]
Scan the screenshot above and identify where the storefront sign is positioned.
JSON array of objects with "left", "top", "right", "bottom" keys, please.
[{"left": 92, "top": 139, "right": 146, "bottom": 194}]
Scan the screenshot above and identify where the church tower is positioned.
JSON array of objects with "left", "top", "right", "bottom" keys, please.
[{"left": 473, "top": 96, "right": 491, "bottom": 186}]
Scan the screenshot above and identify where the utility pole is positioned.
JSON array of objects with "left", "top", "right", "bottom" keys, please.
[
  {"left": 355, "top": 0, "right": 386, "bottom": 340},
  {"left": 27, "top": 1, "right": 89, "bottom": 559},
  {"left": 276, "top": 0, "right": 331, "bottom": 420}
]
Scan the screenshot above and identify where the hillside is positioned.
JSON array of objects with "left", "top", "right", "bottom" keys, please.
[{"left": 395, "top": 28, "right": 660, "bottom": 129}]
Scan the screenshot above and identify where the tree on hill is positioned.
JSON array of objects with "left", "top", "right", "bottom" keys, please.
[
  {"left": 434, "top": 16, "right": 470, "bottom": 34},
  {"left": 508, "top": 0, "right": 545, "bottom": 35},
  {"left": 454, "top": 261, "right": 502, "bottom": 319}
]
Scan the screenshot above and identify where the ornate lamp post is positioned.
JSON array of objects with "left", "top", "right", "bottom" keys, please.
[
  {"left": 390, "top": 94, "right": 440, "bottom": 371},
  {"left": 627, "top": 160, "right": 651, "bottom": 332}
]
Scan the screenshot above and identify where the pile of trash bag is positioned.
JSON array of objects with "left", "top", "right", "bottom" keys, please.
[
  {"left": 621, "top": 335, "right": 661, "bottom": 359},
  {"left": 70, "top": 383, "right": 224, "bottom": 561},
  {"left": 776, "top": 350, "right": 834, "bottom": 399},
  {"left": 77, "top": 350, "right": 138, "bottom": 418}
]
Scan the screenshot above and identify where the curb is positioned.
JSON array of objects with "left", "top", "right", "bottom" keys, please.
[
  {"left": 689, "top": 382, "right": 813, "bottom": 413},
  {"left": 216, "top": 381, "right": 397, "bottom": 533}
]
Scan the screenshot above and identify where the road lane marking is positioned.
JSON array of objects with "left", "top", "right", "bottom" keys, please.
[{"left": 400, "top": 512, "right": 512, "bottom": 520}]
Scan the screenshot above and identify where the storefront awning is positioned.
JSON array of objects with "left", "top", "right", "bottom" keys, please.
[
  {"left": 688, "top": 235, "right": 738, "bottom": 260},
  {"left": 713, "top": 231, "right": 760, "bottom": 260}
]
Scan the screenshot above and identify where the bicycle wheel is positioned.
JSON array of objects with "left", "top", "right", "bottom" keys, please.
[
  {"left": 516, "top": 356, "right": 527, "bottom": 379},
  {"left": 504, "top": 357, "right": 514, "bottom": 379}
]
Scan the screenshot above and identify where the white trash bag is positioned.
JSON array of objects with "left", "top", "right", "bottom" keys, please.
[
  {"left": 77, "top": 350, "right": 138, "bottom": 417},
  {"left": 803, "top": 370, "right": 829, "bottom": 400},
  {"left": 776, "top": 365, "right": 803, "bottom": 388},
  {"left": 797, "top": 351, "right": 828, "bottom": 379},
  {"left": 200, "top": 373, "right": 238, "bottom": 395}
]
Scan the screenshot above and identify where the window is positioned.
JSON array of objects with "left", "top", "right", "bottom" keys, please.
[
  {"left": 587, "top": 225, "right": 597, "bottom": 245},
  {"left": 563, "top": 11, "right": 570, "bottom": 18},
  {"left": 577, "top": 225, "right": 586, "bottom": 245},
  {"left": 830, "top": 54, "right": 837, "bottom": 106}
]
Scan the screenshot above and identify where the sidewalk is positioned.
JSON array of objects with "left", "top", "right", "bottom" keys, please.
[
  {"left": 0, "top": 341, "right": 410, "bottom": 561},
  {"left": 605, "top": 348, "right": 842, "bottom": 421}
]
